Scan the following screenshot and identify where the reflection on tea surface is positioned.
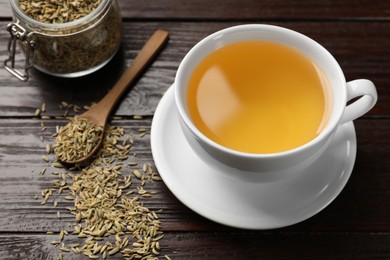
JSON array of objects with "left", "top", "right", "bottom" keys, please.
[{"left": 187, "top": 41, "right": 332, "bottom": 154}]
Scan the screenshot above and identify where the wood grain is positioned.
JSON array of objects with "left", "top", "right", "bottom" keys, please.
[
  {"left": 0, "top": 232, "right": 390, "bottom": 259},
  {"left": 0, "top": 119, "right": 389, "bottom": 233},
  {"left": 0, "top": 21, "right": 389, "bottom": 117},
  {"left": 1, "top": 0, "right": 390, "bottom": 20},
  {"left": 0, "top": 0, "right": 389, "bottom": 259}
]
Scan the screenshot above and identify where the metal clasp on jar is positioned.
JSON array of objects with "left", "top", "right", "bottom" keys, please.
[{"left": 4, "top": 22, "right": 35, "bottom": 81}]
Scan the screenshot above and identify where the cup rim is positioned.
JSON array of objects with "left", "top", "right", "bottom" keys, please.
[{"left": 175, "top": 24, "right": 346, "bottom": 159}]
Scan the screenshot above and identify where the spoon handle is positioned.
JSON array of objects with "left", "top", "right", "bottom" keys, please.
[{"left": 84, "top": 29, "right": 169, "bottom": 125}]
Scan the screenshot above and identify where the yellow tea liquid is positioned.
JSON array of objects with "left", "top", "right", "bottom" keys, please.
[{"left": 187, "top": 41, "right": 332, "bottom": 154}]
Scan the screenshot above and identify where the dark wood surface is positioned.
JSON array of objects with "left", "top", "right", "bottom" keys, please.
[{"left": 0, "top": 0, "right": 389, "bottom": 259}]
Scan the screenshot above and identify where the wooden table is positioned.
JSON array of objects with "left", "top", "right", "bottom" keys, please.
[{"left": 0, "top": 0, "right": 389, "bottom": 259}]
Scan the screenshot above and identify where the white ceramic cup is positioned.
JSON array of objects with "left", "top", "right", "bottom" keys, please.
[{"left": 174, "top": 24, "right": 377, "bottom": 177}]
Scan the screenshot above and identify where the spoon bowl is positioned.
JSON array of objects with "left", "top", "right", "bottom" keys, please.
[{"left": 55, "top": 29, "right": 169, "bottom": 164}]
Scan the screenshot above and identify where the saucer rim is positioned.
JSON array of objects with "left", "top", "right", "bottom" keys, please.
[{"left": 151, "top": 85, "right": 357, "bottom": 229}]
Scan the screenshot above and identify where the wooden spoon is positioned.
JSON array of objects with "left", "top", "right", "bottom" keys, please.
[{"left": 56, "top": 29, "right": 169, "bottom": 164}]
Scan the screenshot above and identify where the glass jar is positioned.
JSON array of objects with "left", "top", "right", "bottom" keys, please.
[{"left": 4, "top": 0, "right": 122, "bottom": 81}]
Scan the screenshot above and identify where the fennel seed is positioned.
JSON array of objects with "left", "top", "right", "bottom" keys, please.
[{"left": 53, "top": 116, "right": 103, "bottom": 163}]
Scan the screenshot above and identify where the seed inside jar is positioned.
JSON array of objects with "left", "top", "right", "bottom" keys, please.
[
  {"left": 19, "top": 0, "right": 102, "bottom": 24},
  {"left": 15, "top": 0, "right": 122, "bottom": 76}
]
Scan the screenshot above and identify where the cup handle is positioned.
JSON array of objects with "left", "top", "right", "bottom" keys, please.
[{"left": 339, "top": 79, "right": 378, "bottom": 124}]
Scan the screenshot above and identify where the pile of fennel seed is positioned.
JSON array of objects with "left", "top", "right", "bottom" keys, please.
[{"left": 36, "top": 102, "right": 168, "bottom": 260}]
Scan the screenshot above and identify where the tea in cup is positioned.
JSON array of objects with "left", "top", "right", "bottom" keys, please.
[
  {"left": 175, "top": 24, "right": 377, "bottom": 175},
  {"left": 186, "top": 40, "right": 332, "bottom": 154}
]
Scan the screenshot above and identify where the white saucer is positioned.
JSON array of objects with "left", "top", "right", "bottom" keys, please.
[{"left": 151, "top": 86, "right": 357, "bottom": 229}]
